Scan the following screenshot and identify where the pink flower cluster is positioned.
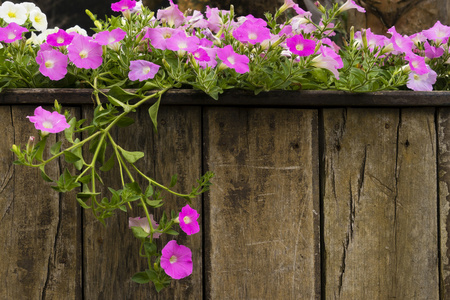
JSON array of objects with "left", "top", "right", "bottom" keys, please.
[{"left": 128, "top": 204, "right": 200, "bottom": 280}]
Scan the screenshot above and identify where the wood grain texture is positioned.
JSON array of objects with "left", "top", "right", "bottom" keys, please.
[
  {"left": 438, "top": 108, "right": 450, "bottom": 299},
  {"left": 323, "top": 108, "right": 438, "bottom": 299},
  {"left": 0, "top": 106, "right": 82, "bottom": 300},
  {"left": 82, "top": 105, "right": 202, "bottom": 299},
  {"left": 203, "top": 107, "right": 321, "bottom": 299}
]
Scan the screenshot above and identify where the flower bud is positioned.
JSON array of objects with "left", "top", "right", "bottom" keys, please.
[
  {"left": 315, "top": 1, "right": 326, "bottom": 13},
  {"left": 26, "top": 136, "right": 35, "bottom": 155},
  {"left": 173, "top": 217, "right": 180, "bottom": 224}
]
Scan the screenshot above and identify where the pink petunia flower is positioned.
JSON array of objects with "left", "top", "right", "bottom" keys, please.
[
  {"left": 406, "top": 65, "right": 437, "bottom": 91},
  {"left": 421, "top": 21, "right": 450, "bottom": 44},
  {"left": 286, "top": 34, "right": 316, "bottom": 56},
  {"left": 205, "top": 6, "right": 231, "bottom": 33},
  {"left": 311, "top": 45, "right": 343, "bottom": 79},
  {"left": 337, "top": 0, "right": 366, "bottom": 13},
  {"left": 67, "top": 34, "right": 103, "bottom": 69},
  {"left": 405, "top": 53, "right": 429, "bottom": 75},
  {"left": 0, "top": 22, "right": 28, "bottom": 43},
  {"left": 46, "top": 29, "right": 74, "bottom": 47},
  {"left": 129, "top": 215, "right": 161, "bottom": 239},
  {"left": 156, "top": 0, "right": 185, "bottom": 28},
  {"left": 145, "top": 27, "right": 175, "bottom": 50},
  {"left": 128, "top": 60, "right": 160, "bottom": 81},
  {"left": 111, "top": 0, "right": 136, "bottom": 12},
  {"left": 216, "top": 45, "right": 250, "bottom": 74},
  {"left": 165, "top": 31, "right": 200, "bottom": 53},
  {"left": 424, "top": 41, "right": 444, "bottom": 59},
  {"left": 94, "top": 28, "right": 127, "bottom": 45},
  {"left": 160, "top": 240, "right": 193, "bottom": 280},
  {"left": 27, "top": 106, "right": 70, "bottom": 134},
  {"left": 36, "top": 48, "right": 68, "bottom": 81},
  {"left": 387, "top": 26, "right": 414, "bottom": 54},
  {"left": 197, "top": 46, "right": 218, "bottom": 69},
  {"left": 178, "top": 204, "right": 200, "bottom": 235},
  {"left": 232, "top": 20, "right": 271, "bottom": 45}
]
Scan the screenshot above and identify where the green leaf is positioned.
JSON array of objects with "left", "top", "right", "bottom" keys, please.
[
  {"left": 107, "top": 95, "right": 131, "bottom": 112},
  {"left": 169, "top": 174, "right": 177, "bottom": 188},
  {"left": 108, "top": 86, "right": 138, "bottom": 102},
  {"left": 131, "top": 226, "right": 150, "bottom": 239},
  {"left": 119, "top": 148, "right": 144, "bottom": 164},
  {"left": 116, "top": 116, "right": 135, "bottom": 127},
  {"left": 99, "top": 154, "right": 115, "bottom": 172},
  {"left": 131, "top": 271, "right": 150, "bottom": 284},
  {"left": 63, "top": 150, "right": 81, "bottom": 163},
  {"left": 125, "top": 181, "right": 142, "bottom": 194},
  {"left": 146, "top": 199, "right": 163, "bottom": 207},
  {"left": 34, "top": 135, "right": 48, "bottom": 162},
  {"left": 39, "top": 165, "right": 53, "bottom": 182},
  {"left": 64, "top": 117, "right": 77, "bottom": 143},
  {"left": 76, "top": 198, "right": 91, "bottom": 209},
  {"left": 164, "top": 229, "right": 179, "bottom": 236},
  {"left": 148, "top": 97, "right": 160, "bottom": 132},
  {"left": 50, "top": 141, "right": 62, "bottom": 156},
  {"left": 144, "top": 241, "right": 157, "bottom": 256}
]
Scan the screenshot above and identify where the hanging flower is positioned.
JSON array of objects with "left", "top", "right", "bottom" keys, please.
[
  {"left": 156, "top": 0, "right": 185, "bottom": 28},
  {"left": 232, "top": 20, "right": 271, "bottom": 45},
  {"left": 179, "top": 204, "right": 200, "bottom": 235},
  {"left": 128, "top": 60, "right": 160, "bottom": 81},
  {"left": 129, "top": 216, "right": 161, "bottom": 239},
  {"left": 160, "top": 240, "right": 193, "bottom": 280},
  {"left": 337, "top": 0, "right": 366, "bottom": 13},
  {"left": 27, "top": 106, "right": 70, "bottom": 134}
]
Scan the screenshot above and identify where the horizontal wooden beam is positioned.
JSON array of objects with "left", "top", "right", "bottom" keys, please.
[{"left": 1, "top": 88, "right": 450, "bottom": 107}]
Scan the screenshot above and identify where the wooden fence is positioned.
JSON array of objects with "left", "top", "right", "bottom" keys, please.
[{"left": 1, "top": 89, "right": 450, "bottom": 299}]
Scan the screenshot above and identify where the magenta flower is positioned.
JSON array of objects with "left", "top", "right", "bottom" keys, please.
[
  {"left": 216, "top": 45, "right": 249, "bottom": 74},
  {"left": 198, "top": 46, "right": 218, "bottom": 69},
  {"left": 111, "top": 0, "right": 136, "bottom": 12},
  {"left": 94, "top": 28, "right": 127, "bottom": 45},
  {"left": 406, "top": 65, "right": 437, "bottom": 91},
  {"left": 0, "top": 22, "right": 28, "bottom": 43},
  {"left": 36, "top": 48, "right": 68, "bottom": 81},
  {"left": 128, "top": 60, "right": 160, "bottom": 81},
  {"left": 46, "top": 29, "right": 74, "bottom": 47},
  {"left": 165, "top": 31, "right": 200, "bottom": 53},
  {"left": 286, "top": 34, "right": 316, "bottom": 57},
  {"left": 27, "top": 106, "right": 70, "bottom": 134},
  {"left": 156, "top": 0, "right": 185, "bottom": 28},
  {"left": 67, "top": 35, "right": 103, "bottom": 69},
  {"left": 129, "top": 215, "right": 161, "bottom": 239},
  {"left": 232, "top": 20, "right": 271, "bottom": 45},
  {"left": 179, "top": 204, "right": 200, "bottom": 235},
  {"left": 160, "top": 240, "right": 193, "bottom": 280}
]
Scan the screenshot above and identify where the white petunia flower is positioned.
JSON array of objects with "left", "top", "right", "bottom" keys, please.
[
  {"left": 21, "top": 2, "right": 38, "bottom": 16},
  {"left": 0, "top": 1, "right": 28, "bottom": 25},
  {"left": 29, "top": 9, "right": 48, "bottom": 31},
  {"left": 66, "top": 25, "right": 88, "bottom": 36}
]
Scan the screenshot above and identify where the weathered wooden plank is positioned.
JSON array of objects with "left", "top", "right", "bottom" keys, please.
[
  {"left": 82, "top": 105, "right": 202, "bottom": 298},
  {"left": 438, "top": 108, "right": 450, "bottom": 299},
  {"left": 0, "top": 106, "right": 82, "bottom": 299},
  {"left": 323, "top": 108, "right": 438, "bottom": 299},
  {"left": 3, "top": 89, "right": 450, "bottom": 107},
  {"left": 203, "top": 107, "right": 320, "bottom": 299}
]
